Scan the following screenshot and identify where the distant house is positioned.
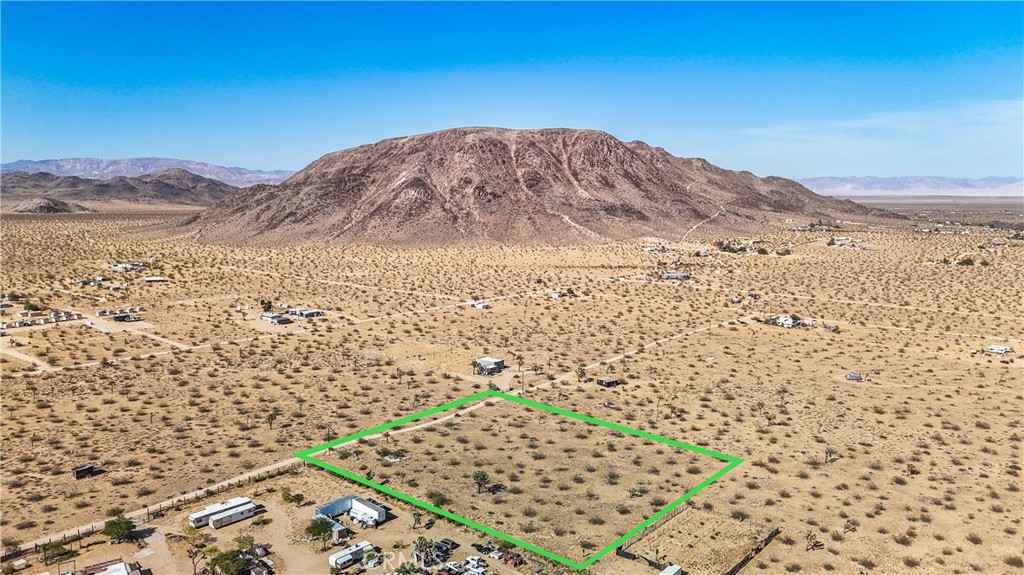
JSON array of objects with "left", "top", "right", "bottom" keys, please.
[
  {"left": 289, "top": 308, "right": 324, "bottom": 318},
  {"left": 772, "top": 315, "right": 795, "bottom": 329},
  {"left": 659, "top": 272, "right": 693, "bottom": 281},
  {"left": 474, "top": 356, "right": 505, "bottom": 375},
  {"left": 986, "top": 344, "right": 1013, "bottom": 355},
  {"left": 845, "top": 373, "right": 863, "bottom": 381},
  {"left": 143, "top": 276, "right": 167, "bottom": 283},
  {"left": 596, "top": 377, "right": 620, "bottom": 388},
  {"left": 111, "top": 262, "right": 145, "bottom": 273},
  {"left": 471, "top": 301, "right": 491, "bottom": 309}
]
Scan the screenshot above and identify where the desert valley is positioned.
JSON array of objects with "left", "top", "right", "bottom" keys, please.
[{"left": 0, "top": 128, "right": 1021, "bottom": 575}]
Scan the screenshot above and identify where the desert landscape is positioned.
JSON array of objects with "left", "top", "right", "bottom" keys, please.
[{"left": 1, "top": 185, "right": 1021, "bottom": 574}]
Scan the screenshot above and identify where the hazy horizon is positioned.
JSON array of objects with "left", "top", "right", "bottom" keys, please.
[{"left": 2, "top": 2, "right": 1022, "bottom": 179}]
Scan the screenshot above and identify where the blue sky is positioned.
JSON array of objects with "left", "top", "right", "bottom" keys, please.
[{"left": 2, "top": 2, "right": 1021, "bottom": 178}]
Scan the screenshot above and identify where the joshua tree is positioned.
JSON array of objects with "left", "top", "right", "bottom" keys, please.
[
  {"left": 906, "top": 463, "right": 919, "bottom": 476},
  {"left": 473, "top": 470, "right": 490, "bottom": 493},
  {"left": 266, "top": 409, "right": 280, "bottom": 429},
  {"left": 182, "top": 526, "right": 208, "bottom": 575},
  {"left": 413, "top": 536, "right": 434, "bottom": 561},
  {"left": 805, "top": 531, "right": 823, "bottom": 551},
  {"left": 412, "top": 511, "right": 422, "bottom": 529}
]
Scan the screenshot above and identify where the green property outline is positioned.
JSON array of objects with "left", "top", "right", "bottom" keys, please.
[{"left": 294, "top": 390, "right": 742, "bottom": 571}]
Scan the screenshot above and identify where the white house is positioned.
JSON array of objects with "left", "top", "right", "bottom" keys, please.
[
  {"left": 772, "top": 315, "right": 795, "bottom": 329},
  {"left": 474, "top": 356, "right": 505, "bottom": 375}
]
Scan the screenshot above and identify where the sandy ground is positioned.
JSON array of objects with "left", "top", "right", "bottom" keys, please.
[{"left": 2, "top": 208, "right": 1022, "bottom": 574}]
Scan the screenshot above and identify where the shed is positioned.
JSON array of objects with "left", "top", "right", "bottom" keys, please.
[
  {"left": 845, "top": 373, "right": 863, "bottom": 381},
  {"left": 73, "top": 464, "right": 96, "bottom": 480},
  {"left": 474, "top": 356, "right": 505, "bottom": 375},
  {"left": 596, "top": 377, "right": 620, "bottom": 388}
]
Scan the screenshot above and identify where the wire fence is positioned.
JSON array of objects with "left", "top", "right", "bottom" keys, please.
[{"left": 2, "top": 460, "right": 305, "bottom": 564}]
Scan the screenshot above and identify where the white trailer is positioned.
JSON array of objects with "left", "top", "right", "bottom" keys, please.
[
  {"left": 986, "top": 344, "right": 1013, "bottom": 355},
  {"left": 328, "top": 540, "right": 373, "bottom": 569},
  {"left": 209, "top": 502, "right": 257, "bottom": 529},
  {"left": 188, "top": 497, "right": 252, "bottom": 528},
  {"left": 350, "top": 497, "right": 386, "bottom": 523}
]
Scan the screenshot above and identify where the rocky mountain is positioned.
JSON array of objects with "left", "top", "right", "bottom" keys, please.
[
  {"left": 1, "top": 169, "right": 237, "bottom": 206},
  {"left": 194, "top": 127, "right": 895, "bottom": 245},
  {"left": 1, "top": 158, "right": 294, "bottom": 186},
  {"left": 10, "top": 198, "right": 94, "bottom": 214},
  {"left": 799, "top": 176, "right": 1023, "bottom": 197}
]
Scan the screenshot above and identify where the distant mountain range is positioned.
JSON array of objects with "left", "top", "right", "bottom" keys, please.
[
  {"left": 1, "top": 157, "right": 294, "bottom": 186},
  {"left": 191, "top": 127, "right": 895, "bottom": 245},
  {"left": 1, "top": 169, "right": 237, "bottom": 207},
  {"left": 799, "top": 176, "right": 1023, "bottom": 197}
]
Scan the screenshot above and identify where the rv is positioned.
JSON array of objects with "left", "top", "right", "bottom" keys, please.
[
  {"left": 188, "top": 497, "right": 252, "bottom": 528},
  {"left": 986, "top": 344, "right": 1013, "bottom": 355},
  {"left": 209, "top": 502, "right": 257, "bottom": 529}
]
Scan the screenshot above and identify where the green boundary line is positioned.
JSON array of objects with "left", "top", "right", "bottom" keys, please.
[{"left": 295, "top": 390, "right": 742, "bottom": 571}]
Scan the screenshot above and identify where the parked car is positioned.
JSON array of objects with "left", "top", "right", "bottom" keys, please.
[
  {"left": 440, "top": 538, "right": 459, "bottom": 550},
  {"left": 488, "top": 549, "right": 504, "bottom": 560}
]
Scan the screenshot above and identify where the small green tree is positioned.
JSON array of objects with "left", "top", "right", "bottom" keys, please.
[
  {"left": 233, "top": 534, "right": 255, "bottom": 554},
  {"left": 208, "top": 549, "right": 245, "bottom": 575},
  {"left": 261, "top": 300, "right": 272, "bottom": 313},
  {"left": 306, "top": 517, "right": 333, "bottom": 550},
  {"left": 280, "top": 487, "right": 293, "bottom": 503},
  {"left": 396, "top": 562, "right": 417, "bottom": 575},
  {"left": 102, "top": 515, "right": 135, "bottom": 543},
  {"left": 41, "top": 542, "right": 68, "bottom": 565}
]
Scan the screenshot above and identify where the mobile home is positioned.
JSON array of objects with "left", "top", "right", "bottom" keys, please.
[
  {"left": 188, "top": 497, "right": 252, "bottom": 528},
  {"left": 328, "top": 540, "right": 374, "bottom": 569},
  {"left": 986, "top": 344, "right": 1013, "bottom": 355},
  {"left": 209, "top": 502, "right": 257, "bottom": 529}
]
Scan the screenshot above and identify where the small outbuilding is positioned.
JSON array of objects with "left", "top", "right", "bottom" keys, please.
[
  {"left": 474, "top": 356, "right": 505, "bottom": 375},
  {"left": 73, "top": 463, "right": 96, "bottom": 480},
  {"left": 845, "top": 372, "right": 863, "bottom": 381},
  {"left": 596, "top": 377, "right": 620, "bottom": 388}
]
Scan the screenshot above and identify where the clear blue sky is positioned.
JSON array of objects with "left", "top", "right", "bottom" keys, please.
[{"left": 2, "top": 2, "right": 1021, "bottom": 178}]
